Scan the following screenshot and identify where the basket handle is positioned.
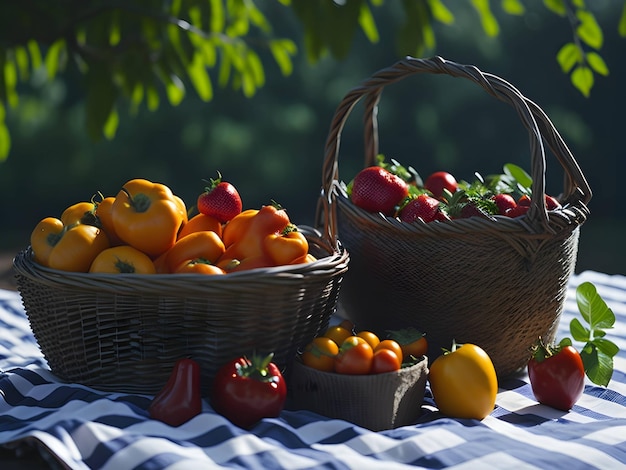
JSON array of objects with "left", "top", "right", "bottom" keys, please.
[{"left": 318, "top": 56, "right": 592, "bottom": 244}]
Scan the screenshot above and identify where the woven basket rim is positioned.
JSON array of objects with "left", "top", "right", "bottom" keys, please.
[
  {"left": 316, "top": 55, "right": 592, "bottom": 244},
  {"left": 13, "top": 225, "right": 350, "bottom": 295}
]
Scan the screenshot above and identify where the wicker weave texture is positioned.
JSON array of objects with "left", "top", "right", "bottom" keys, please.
[
  {"left": 14, "top": 227, "right": 349, "bottom": 394},
  {"left": 317, "top": 56, "right": 591, "bottom": 378}
]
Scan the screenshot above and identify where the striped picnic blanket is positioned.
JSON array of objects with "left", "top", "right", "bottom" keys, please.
[{"left": 1, "top": 270, "right": 625, "bottom": 469}]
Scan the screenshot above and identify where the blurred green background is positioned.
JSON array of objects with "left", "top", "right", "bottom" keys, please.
[{"left": 1, "top": 2, "right": 624, "bottom": 275}]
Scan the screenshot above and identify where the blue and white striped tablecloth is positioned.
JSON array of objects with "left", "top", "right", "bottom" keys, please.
[{"left": 1, "top": 270, "right": 625, "bottom": 469}]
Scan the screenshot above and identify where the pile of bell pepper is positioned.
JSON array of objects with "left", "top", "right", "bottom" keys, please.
[{"left": 29, "top": 177, "right": 316, "bottom": 274}]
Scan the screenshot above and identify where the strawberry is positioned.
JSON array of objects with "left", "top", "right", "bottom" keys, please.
[
  {"left": 505, "top": 204, "right": 529, "bottom": 218},
  {"left": 399, "top": 194, "right": 443, "bottom": 223},
  {"left": 350, "top": 166, "right": 409, "bottom": 216},
  {"left": 492, "top": 193, "right": 517, "bottom": 215},
  {"left": 197, "top": 173, "right": 242, "bottom": 223},
  {"left": 459, "top": 202, "right": 487, "bottom": 219},
  {"left": 517, "top": 194, "right": 532, "bottom": 207}
]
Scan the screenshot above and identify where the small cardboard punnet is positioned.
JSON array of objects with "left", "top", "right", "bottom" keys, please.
[{"left": 288, "top": 356, "right": 428, "bottom": 431}]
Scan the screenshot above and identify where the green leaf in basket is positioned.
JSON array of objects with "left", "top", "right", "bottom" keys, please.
[
  {"left": 503, "top": 163, "right": 532, "bottom": 194},
  {"left": 569, "top": 281, "right": 619, "bottom": 386}
]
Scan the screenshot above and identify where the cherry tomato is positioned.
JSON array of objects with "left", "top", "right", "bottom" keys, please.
[
  {"left": 424, "top": 171, "right": 458, "bottom": 199},
  {"left": 375, "top": 339, "right": 404, "bottom": 363},
  {"left": 324, "top": 325, "right": 352, "bottom": 346},
  {"left": 335, "top": 336, "right": 373, "bottom": 375},
  {"left": 301, "top": 337, "right": 339, "bottom": 372},
  {"left": 356, "top": 330, "right": 380, "bottom": 350},
  {"left": 371, "top": 348, "right": 401, "bottom": 374}
]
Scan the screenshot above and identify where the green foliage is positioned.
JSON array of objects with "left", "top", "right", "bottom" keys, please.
[
  {"left": 550, "top": 1, "right": 610, "bottom": 97},
  {"left": 0, "top": 0, "right": 297, "bottom": 160},
  {"left": 1, "top": 0, "right": 625, "bottom": 161},
  {"left": 571, "top": 281, "right": 619, "bottom": 386}
]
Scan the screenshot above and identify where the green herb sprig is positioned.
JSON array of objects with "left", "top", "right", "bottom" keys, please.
[{"left": 560, "top": 282, "right": 620, "bottom": 386}]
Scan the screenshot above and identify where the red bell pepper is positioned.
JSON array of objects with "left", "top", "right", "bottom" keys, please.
[{"left": 149, "top": 358, "right": 202, "bottom": 426}]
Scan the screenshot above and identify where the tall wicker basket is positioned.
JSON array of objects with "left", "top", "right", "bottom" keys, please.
[
  {"left": 13, "top": 226, "right": 349, "bottom": 394},
  {"left": 317, "top": 56, "right": 591, "bottom": 378}
]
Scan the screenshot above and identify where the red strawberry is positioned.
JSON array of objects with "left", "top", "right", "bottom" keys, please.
[
  {"left": 517, "top": 194, "right": 532, "bottom": 207},
  {"left": 350, "top": 166, "right": 409, "bottom": 216},
  {"left": 459, "top": 202, "right": 486, "bottom": 219},
  {"left": 399, "top": 194, "right": 442, "bottom": 223},
  {"left": 505, "top": 204, "right": 529, "bottom": 218},
  {"left": 492, "top": 194, "right": 517, "bottom": 215},
  {"left": 197, "top": 173, "right": 242, "bottom": 223}
]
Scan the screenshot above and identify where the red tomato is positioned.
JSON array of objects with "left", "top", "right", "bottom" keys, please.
[
  {"left": 371, "top": 348, "right": 401, "bottom": 374},
  {"left": 424, "top": 171, "right": 458, "bottom": 199},
  {"left": 335, "top": 336, "right": 373, "bottom": 375},
  {"left": 211, "top": 353, "right": 287, "bottom": 429},
  {"left": 528, "top": 342, "right": 585, "bottom": 411}
]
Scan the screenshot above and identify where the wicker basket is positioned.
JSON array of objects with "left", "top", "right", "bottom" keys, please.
[
  {"left": 316, "top": 56, "right": 591, "bottom": 378},
  {"left": 13, "top": 226, "right": 349, "bottom": 395}
]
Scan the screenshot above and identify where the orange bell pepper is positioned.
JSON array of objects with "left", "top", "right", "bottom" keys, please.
[
  {"left": 217, "top": 254, "right": 275, "bottom": 273},
  {"left": 94, "top": 195, "right": 125, "bottom": 246},
  {"left": 178, "top": 213, "right": 223, "bottom": 240},
  {"left": 111, "top": 179, "right": 186, "bottom": 258},
  {"left": 263, "top": 223, "right": 309, "bottom": 266},
  {"left": 174, "top": 258, "right": 226, "bottom": 275},
  {"left": 220, "top": 204, "right": 291, "bottom": 262},
  {"left": 30, "top": 217, "right": 110, "bottom": 272},
  {"left": 221, "top": 209, "right": 259, "bottom": 248},
  {"left": 164, "top": 230, "right": 225, "bottom": 273}
]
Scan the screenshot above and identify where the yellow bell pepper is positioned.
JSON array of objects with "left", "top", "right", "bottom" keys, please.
[
  {"left": 111, "top": 179, "right": 186, "bottom": 258},
  {"left": 30, "top": 217, "right": 110, "bottom": 272}
]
